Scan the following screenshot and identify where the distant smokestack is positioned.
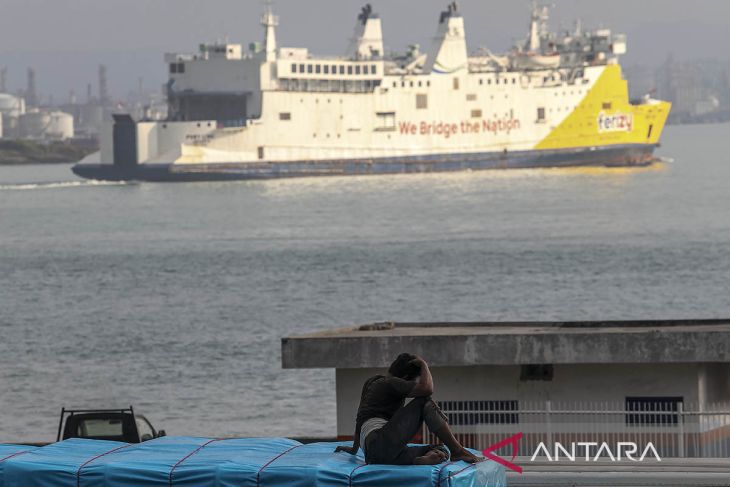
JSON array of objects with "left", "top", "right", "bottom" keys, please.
[
  {"left": 98, "top": 65, "right": 109, "bottom": 104},
  {"left": 0, "top": 67, "right": 7, "bottom": 93},
  {"left": 26, "top": 68, "right": 38, "bottom": 107}
]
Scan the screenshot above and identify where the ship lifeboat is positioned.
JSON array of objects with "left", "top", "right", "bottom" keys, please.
[{"left": 512, "top": 51, "right": 561, "bottom": 70}]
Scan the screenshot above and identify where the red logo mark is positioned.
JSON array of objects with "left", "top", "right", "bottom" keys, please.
[{"left": 482, "top": 432, "right": 524, "bottom": 474}]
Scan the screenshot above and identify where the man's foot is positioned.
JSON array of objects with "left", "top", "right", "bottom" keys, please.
[
  {"left": 429, "top": 445, "right": 450, "bottom": 461},
  {"left": 414, "top": 450, "right": 446, "bottom": 465},
  {"left": 450, "top": 448, "right": 484, "bottom": 464}
]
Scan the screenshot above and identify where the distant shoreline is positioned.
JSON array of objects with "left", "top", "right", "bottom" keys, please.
[{"left": 0, "top": 139, "right": 98, "bottom": 165}]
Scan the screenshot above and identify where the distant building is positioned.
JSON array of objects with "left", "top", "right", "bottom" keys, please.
[
  {"left": 651, "top": 57, "right": 730, "bottom": 123},
  {"left": 656, "top": 59, "right": 703, "bottom": 118},
  {"left": 283, "top": 320, "right": 730, "bottom": 458}
]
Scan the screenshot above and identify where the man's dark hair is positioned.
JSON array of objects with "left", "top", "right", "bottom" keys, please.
[{"left": 388, "top": 353, "right": 421, "bottom": 380}]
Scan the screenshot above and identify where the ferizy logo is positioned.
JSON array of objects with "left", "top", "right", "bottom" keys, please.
[
  {"left": 482, "top": 434, "right": 661, "bottom": 474},
  {"left": 597, "top": 111, "right": 634, "bottom": 133}
]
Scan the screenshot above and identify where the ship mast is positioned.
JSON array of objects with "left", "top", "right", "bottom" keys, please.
[{"left": 261, "top": 0, "right": 279, "bottom": 62}]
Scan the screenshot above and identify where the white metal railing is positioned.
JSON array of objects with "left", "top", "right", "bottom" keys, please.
[{"left": 422, "top": 400, "right": 730, "bottom": 458}]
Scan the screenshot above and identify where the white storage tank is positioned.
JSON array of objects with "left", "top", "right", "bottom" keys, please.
[
  {"left": 18, "top": 110, "right": 74, "bottom": 140},
  {"left": 46, "top": 111, "right": 74, "bottom": 140},
  {"left": 1, "top": 114, "right": 19, "bottom": 138},
  {"left": 0, "top": 93, "right": 25, "bottom": 117},
  {"left": 19, "top": 110, "right": 50, "bottom": 138}
]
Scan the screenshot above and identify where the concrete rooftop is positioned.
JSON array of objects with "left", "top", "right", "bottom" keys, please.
[{"left": 282, "top": 319, "right": 730, "bottom": 369}]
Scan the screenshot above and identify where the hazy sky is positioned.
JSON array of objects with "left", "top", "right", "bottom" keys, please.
[{"left": 1, "top": 0, "right": 728, "bottom": 102}]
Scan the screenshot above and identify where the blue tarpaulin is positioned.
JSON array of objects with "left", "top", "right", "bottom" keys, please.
[
  {"left": 0, "top": 437, "right": 506, "bottom": 487},
  {"left": 1, "top": 444, "right": 39, "bottom": 482}
]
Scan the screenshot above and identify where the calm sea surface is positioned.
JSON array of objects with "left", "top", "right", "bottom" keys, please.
[{"left": 1, "top": 123, "right": 729, "bottom": 442}]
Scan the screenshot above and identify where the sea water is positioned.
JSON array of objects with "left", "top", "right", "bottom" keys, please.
[{"left": 1, "top": 123, "right": 729, "bottom": 441}]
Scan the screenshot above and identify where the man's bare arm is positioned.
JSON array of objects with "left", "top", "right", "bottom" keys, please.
[
  {"left": 334, "top": 425, "right": 360, "bottom": 455},
  {"left": 409, "top": 357, "right": 434, "bottom": 397}
]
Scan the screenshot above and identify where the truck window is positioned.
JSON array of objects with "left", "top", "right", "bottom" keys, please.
[
  {"left": 78, "top": 418, "right": 123, "bottom": 437},
  {"left": 136, "top": 418, "right": 155, "bottom": 441}
]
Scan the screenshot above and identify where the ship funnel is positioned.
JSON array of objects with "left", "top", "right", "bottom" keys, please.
[
  {"left": 423, "top": 2, "right": 468, "bottom": 75},
  {"left": 347, "top": 4, "right": 384, "bottom": 60},
  {"left": 261, "top": 1, "right": 279, "bottom": 62}
]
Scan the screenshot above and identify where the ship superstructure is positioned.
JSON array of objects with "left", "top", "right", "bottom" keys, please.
[{"left": 74, "top": 2, "right": 671, "bottom": 182}]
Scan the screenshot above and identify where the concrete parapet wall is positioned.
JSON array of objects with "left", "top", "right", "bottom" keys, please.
[{"left": 282, "top": 320, "right": 730, "bottom": 369}]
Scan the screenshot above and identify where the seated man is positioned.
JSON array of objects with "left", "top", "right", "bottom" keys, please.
[{"left": 336, "top": 353, "right": 482, "bottom": 465}]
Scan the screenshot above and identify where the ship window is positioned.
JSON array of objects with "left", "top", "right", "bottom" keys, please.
[
  {"left": 316, "top": 65, "right": 321, "bottom": 74},
  {"left": 355, "top": 66, "right": 361, "bottom": 75},
  {"left": 416, "top": 94, "right": 428, "bottom": 110},
  {"left": 339, "top": 66, "right": 345, "bottom": 75},
  {"left": 453, "top": 78, "right": 460, "bottom": 90},
  {"left": 537, "top": 107, "right": 546, "bottom": 122},
  {"left": 279, "top": 112, "right": 291, "bottom": 121},
  {"left": 348, "top": 66, "right": 353, "bottom": 75},
  {"left": 479, "top": 79, "right": 483, "bottom": 85},
  {"left": 299, "top": 64, "right": 305, "bottom": 73},
  {"left": 376, "top": 111, "right": 397, "bottom": 131},
  {"left": 170, "top": 63, "right": 178, "bottom": 74},
  {"left": 427, "top": 81, "right": 431, "bottom": 87},
  {"left": 512, "top": 78, "right": 516, "bottom": 84},
  {"left": 258, "top": 147, "right": 265, "bottom": 160},
  {"left": 471, "top": 109, "right": 482, "bottom": 118},
  {"left": 323, "top": 65, "right": 329, "bottom": 74},
  {"left": 393, "top": 82, "right": 397, "bottom": 88},
  {"left": 401, "top": 81, "right": 406, "bottom": 88},
  {"left": 603, "top": 102, "right": 612, "bottom": 110},
  {"left": 177, "top": 63, "right": 185, "bottom": 73},
  {"left": 372, "top": 65, "right": 377, "bottom": 74},
  {"left": 291, "top": 63, "right": 297, "bottom": 73},
  {"left": 410, "top": 81, "right": 414, "bottom": 88},
  {"left": 363, "top": 66, "right": 369, "bottom": 75},
  {"left": 307, "top": 64, "right": 313, "bottom": 74},
  {"left": 467, "top": 94, "right": 477, "bottom": 101}
]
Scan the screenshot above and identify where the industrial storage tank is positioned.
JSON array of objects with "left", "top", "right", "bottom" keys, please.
[
  {"left": 19, "top": 110, "right": 74, "bottom": 140},
  {"left": 0, "top": 93, "right": 25, "bottom": 117},
  {"left": 18, "top": 111, "right": 50, "bottom": 138},
  {"left": 46, "top": 111, "right": 74, "bottom": 139}
]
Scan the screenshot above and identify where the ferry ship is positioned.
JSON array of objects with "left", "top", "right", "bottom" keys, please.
[{"left": 73, "top": 2, "right": 671, "bottom": 182}]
